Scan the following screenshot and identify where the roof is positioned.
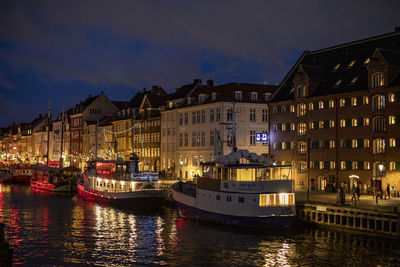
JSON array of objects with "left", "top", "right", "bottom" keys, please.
[
  {"left": 168, "top": 79, "right": 202, "bottom": 100},
  {"left": 178, "top": 82, "right": 277, "bottom": 108},
  {"left": 145, "top": 94, "right": 167, "bottom": 109},
  {"left": 126, "top": 91, "right": 145, "bottom": 109},
  {"left": 271, "top": 30, "right": 400, "bottom": 102},
  {"left": 112, "top": 101, "right": 129, "bottom": 110}
]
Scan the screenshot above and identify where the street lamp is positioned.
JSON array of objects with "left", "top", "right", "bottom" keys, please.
[
  {"left": 378, "top": 163, "right": 384, "bottom": 199},
  {"left": 179, "top": 159, "right": 183, "bottom": 180}
]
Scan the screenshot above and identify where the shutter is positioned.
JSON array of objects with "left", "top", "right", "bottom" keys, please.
[
  {"left": 397, "top": 138, "right": 400, "bottom": 147},
  {"left": 324, "top": 140, "right": 329, "bottom": 148},
  {"left": 286, "top": 123, "right": 291, "bottom": 130},
  {"left": 358, "top": 161, "right": 364, "bottom": 170},
  {"left": 324, "top": 100, "right": 329, "bottom": 108},
  {"left": 396, "top": 115, "right": 400, "bottom": 124},
  {"left": 395, "top": 92, "right": 400, "bottom": 102},
  {"left": 277, "top": 142, "right": 282, "bottom": 149},
  {"left": 357, "top": 139, "right": 363, "bottom": 148},
  {"left": 346, "top": 118, "right": 351, "bottom": 127},
  {"left": 346, "top": 161, "right": 352, "bottom": 170},
  {"left": 314, "top": 121, "right": 319, "bottom": 129},
  {"left": 357, "top": 96, "right": 363, "bottom": 106},
  {"left": 324, "top": 120, "right": 329, "bottom": 129},
  {"left": 277, "top": 106, "right": 281, "bottom": 113},
  {"left": 345, "top": 139, "right": 351, "bottom": 148},
  {"left": 324, "top": 161, "right": 330, "bottom": 170},
  {"left": 312, "top": 141, "right": 319, "bottom": 148},
  {"left": 358, "top": 117, "right": 363, "bottom": 126},
  {"left": 345, "top": 98, "right": 351, "bottom": 107}
]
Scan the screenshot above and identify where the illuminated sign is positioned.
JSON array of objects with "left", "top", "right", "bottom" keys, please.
[{"left": 256, "top": 133, "right": 268, "bottom": 144}]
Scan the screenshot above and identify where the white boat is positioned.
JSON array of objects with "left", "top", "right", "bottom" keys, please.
[
  {"left": 171, "top": 150, "right": 295, "bottom": 227},
  {"left": 78, "top": 155, "right": 167, "bottom": 205}
]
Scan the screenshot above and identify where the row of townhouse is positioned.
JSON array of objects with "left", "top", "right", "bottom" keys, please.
[{"left": 1, "top": 29, "right": 399, "bottom": 192}]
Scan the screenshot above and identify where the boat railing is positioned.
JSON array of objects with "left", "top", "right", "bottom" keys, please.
[{"left": 174, "top": 182, "right": 196, "bottom": 197}]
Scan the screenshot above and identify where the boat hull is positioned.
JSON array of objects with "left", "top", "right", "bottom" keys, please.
[
  {"left": 77, "top": 183, "right": 167, "bottom": 205},
  {"left": 174, "top": 199, "right": 294, "bottom": 228},
  {"left": 30, "top": 180, "right": 75, "bottom": 192},
  {"left": 11, "top": 175, "right": 31, "bottom": 184}
]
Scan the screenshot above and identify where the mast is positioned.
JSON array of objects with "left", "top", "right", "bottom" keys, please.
[
  {"left": 95, "top": 120, "right": 98, "bottom": 159},
  {"left": 232, "top": 103, "right": 237, "bottom": 152},
  {"left": 59, "top": 108, "right": 64, "bottom": 168},
  {"left": 46, "top": 99, "right": 51, "bottom": 166}
]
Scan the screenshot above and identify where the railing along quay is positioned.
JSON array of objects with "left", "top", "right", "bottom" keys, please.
[{"left": 296, "top": 202, "right": 400, "bottom": 237}]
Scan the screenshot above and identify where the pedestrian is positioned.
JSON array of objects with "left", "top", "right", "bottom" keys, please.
[
  {"left": 386, "top": 183, "right": 391, "bottom": 199},
  {"left": 351, "top": 183, "right": 357, "bottom": 204},
  {"left": 356, "top": 183, "right": 361, "bottom": 201}
]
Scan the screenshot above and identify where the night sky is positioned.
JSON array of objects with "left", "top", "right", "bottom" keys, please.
[{"left": 1, "top": 0, "right": 399, "bottom": 127}]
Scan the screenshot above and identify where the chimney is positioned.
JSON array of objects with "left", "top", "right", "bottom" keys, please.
[
  {"left": 207, "top": 79, "right": 214, "bottom": 87},
  {"left": 143, "top": 87, "right": 147, "bottom": 94}
]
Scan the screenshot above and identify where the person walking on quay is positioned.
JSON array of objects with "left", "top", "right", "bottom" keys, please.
[
  {"left": 386, "top": 183, "right": 391, "bottom": 200},
  {"left": 351, "top": 183, "right": 357, "bottom": 205},
  {"left": 356, "top": 183, "right": 361, "bottom": 201}
]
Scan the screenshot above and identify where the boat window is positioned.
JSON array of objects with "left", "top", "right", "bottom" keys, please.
[{"left": 238, "top": 197, "right": 245, "bottom": 203}]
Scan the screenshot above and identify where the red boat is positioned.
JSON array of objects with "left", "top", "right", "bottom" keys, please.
[
  {"left": 30, "top": 164, "right": 78, "bottom": 192},
  {"left": 10, "top": 165, "right": 32, "bottom": 184}
]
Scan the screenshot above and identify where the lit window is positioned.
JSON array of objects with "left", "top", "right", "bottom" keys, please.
[
  {"left": 364, "top": 139, "right": 370, "bottom": 148},
  {"left": 389, "top": 138, "right": 396, "bottom": 147},
  {"left": 372, "top": 95, "right": 385, "bottom": 110},
  {"left": 348, "top": 60, "right": 356, "bottom": 67},
  {"left": 235, "top": 91, "right": 242, "bottom": 101},
  {"left": 333, "top": 63, "right": 341, "bottom": 70},
  {"left": 297, "top": 123, "right": 307, "bottom": 136},
  {"left": 352, "top": 161, "right": 358, "bottom": 170},
  {"left": 372, "top": 72, "right": 384, "bottom": 88},
  {"left": 329, "top": 120, "right": 335, "bottom": 128},
  {"left": 340, "top": 119, "right": 346, "bottom": 127},
  {"left": 335, "top": 79, "right": 342, "bottom": 86},
  {"left": 298, "top": 142, "right": 307, "bottom": 154},
  {"left": 363, "top": 96, "right": 369, "bottom": 105},
  {"left": 282, "top": 142, "right": 287, "bottom": 150},
  {"left": 290, "top": 105, "right": 295, "bottom": 113},
  {"left": 329, "top": 140, "right": 335, "bottom": 148},
  {"left": 339, "top": 98, "right": 346, "bottom": 107},
  {"left": 340, "top": 161, "right": 346, "bottom": 170},
  {"left": 389, "top": 116, "right": 395, "bottom": 125},
  {"left": 389, "top": 162, "right": 396, "bottom": 171},
  {"left": 352, "top": 118, "right": 358, "bottom": 127},
  {"left": 291, "top": 123, "right": 296, "bottom": 131},
  {"left": 319, "top": 121, "right": 324, "bottom": 128},
  {"left": 330, "top": 161, "right": 336, "bottom": 169},
  {"left": 250, "top": 92, "right": 258, "bottom": 101},
  {"left": 364, "top": 118, "right": 370, "bottom": 126},
  {"left": 351, "top": 97, "right": 357, "bottom": 106},
  {"left": 388, "top": 93, "right": 395, "bottom": 103},
  {"left": 309, "top": 122, "right": 314, "bottom": 130},
  {"left": 373, "top": 138, "right": 385, "bottom": 154},
  {"left": 297, "top": 104, "right": 307, "bottom": 117},
  {"left": 319, "top": 101, "right": 324, "bottom": 109},
  {"left": 350, "top": 77, "right": 358, "bottom": 84},
  {"left": 352, "top": 139, "right": 358, "bottom": 148},
  {"left": 364, "top": 161, "right": 370, "bottom": 170},
  {"left": 309, "top": 103, "right": 314, "bottom": 111},
  {"left": 329, "top": 100, "right": 335, "bottom": 108},
  {"left": 364, "top": 58, "right": 370, "bottom": 64}
]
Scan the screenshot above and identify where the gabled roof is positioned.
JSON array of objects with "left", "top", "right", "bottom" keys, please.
[
  {"left": 112, "top": 101, "right": 128, "bottom": 110},
  {"left": 145, "top": 94, "right": 167, "bottom": 109},
  {"left": 126, "top": 91, "right": 145, "bottom": 109},
  {"left": 271, "top": 30, "right": 400, "bottom": 102},
  {"left": 168, "top": 79, "right": 202, "bottom": 100}
]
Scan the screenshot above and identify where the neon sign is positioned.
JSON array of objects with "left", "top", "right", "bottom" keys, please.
[{"left": 256, "top": 133, "right": 268, "bottom": 144}]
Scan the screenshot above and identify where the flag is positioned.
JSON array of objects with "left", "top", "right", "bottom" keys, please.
[{"left": 214, "top": 128, "right": 223, "bottom": 158}]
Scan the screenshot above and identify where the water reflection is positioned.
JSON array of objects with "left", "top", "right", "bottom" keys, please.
[{"left": 0, "top": 185, "right": 400, "bottom": 266}]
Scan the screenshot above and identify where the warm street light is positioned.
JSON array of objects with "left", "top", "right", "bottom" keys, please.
[{"left": 378, "top": 163, "right": 384, "bottom": 172}]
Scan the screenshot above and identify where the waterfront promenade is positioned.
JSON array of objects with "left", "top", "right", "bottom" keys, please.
[{"left": 296, "top": 191, "right": 400, "bottom": 213}]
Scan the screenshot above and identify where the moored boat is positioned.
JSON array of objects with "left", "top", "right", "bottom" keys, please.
[
  {"left": 10, "top": 165, "right": 32, "bottom": 184},
  {"left": 171, "top": 150, "right": 295, "bottom": 227},
  {"left": 78, "top": 155, "right": 167, "bottom": 205},
  {"left": 30, "top": 164, "right": 78, "bottom": 192}
]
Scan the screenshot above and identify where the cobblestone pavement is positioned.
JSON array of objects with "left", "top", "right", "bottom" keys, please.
[{"left": 296, "top": 191, "right": 400, "bottom": 213}]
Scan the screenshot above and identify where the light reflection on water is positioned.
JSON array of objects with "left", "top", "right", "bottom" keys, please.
[{"left": 1, "top": 184, "right": 400, "bottom": 266}]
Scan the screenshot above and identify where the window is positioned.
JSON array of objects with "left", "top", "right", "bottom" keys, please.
[
  {"left": 373, "top": 138, "right": 385, "bottom": 154},
  {"left": 197, "top": 111, "right": 201, "bottom": 123},
  {"left": 297, "top": 123, "right": 307, "bottom": 136},
  {"left": 352, "top": 139, "right": 358, "bottom": 148},
  {"left": 192, "top": 132, "right": 196, "bottom": 146},
  {"left": 297, "top": 85, "right": 306, "bottom": 98},
  {"left": 196, "top": 132, "right": 201, "bottom": 146},
  {"left": 389, "top": 115, "right": 395, "bottom": 125},
  {"left": 309, "top": 103, "right": 314, "bottom": 111},
  {"left": 339, "top": 98, "right": 346, "bottom": 107},
  {"left": 329, "top": 100, "right": 335, "bottom": 108},
  {"left": 329, "top": 140, "right": 335, "bottom": 148},
  {"left": 179, "top": 133, "right": 183, "bottom": 147},
  {"left": 363, "top": 96, "right": 369, "bottom": 105},
  {"left": 340, "top": 161, "right": 346, "bottom": 170},
  {"left": 364, "top": 161, "right": 370, "bottom": 170},
  {"left": 250, "top": 131, "right": 256, "bottom": 145},
  {"left": 290, "top": 105, "right": 295, "bottom": 112},
  {"left": 364, "top": 58, "right": 370, "bottom": 65},
  {"left": 364, "top": 117, "right": 370, "bottom": 126},
  {"left": 297, "top": 104, "right": 307, "bottom": 117},
  {"left": 184, "top": 133, "right": 188, "bottom": 146},
  {"left": 298, "top": 161, "right": 307, "bottom": 174},
  {"left": 250, "top": 92, "right": 258, "bottom": 101},
  {"left": 335, "top": 79, "right": 342, "bottom": 86},
  {"left": 333, "top": 63, "right": 341, "bottom": 70},
  {"left": 318, "top": 101, "right": 324, "bottom": 109},
  {"left": 201, "top": 110, "right": 206, "bottom": 123},
  {"left": 262, "top": 109, "right": 268, "bottom": 122},
  {"left": 199, "top": 94, "right": 206, "bottom": 103},
  {"left": 235, "top": 91, "right": 242, "bottom": 100},
  {"left": 192, "top": 112, "right": 196, "bottom": 124},
  {"left": 372, "top": 72, "right": 384, "bottom": 88},
  {"left": 372, "top": 117, "right": 386, "bottom": 132},
  {"left": 372, "top": 95, "right": 385, "bottom": 110},
  {"left": 184, "top": 113, "right": 188, "bottom": 125},
  {"left": 216, "top": 108, "right": 221, "bottom": 121},
  {"left": 388, "top": 93, "right": 395, "bottom": 103},
  {"left": 201, "top": 132, "right": 205, "bottom": 146},
  {"left": 329, "top": 120, "right": 335, "bottom": 128},
  {"left": 348, "top": 60, "right": 355, "bottom": 67},
  {"left": 352, "top": 161, "right": 358, "bottom": 170},
  {"left": 298, "top": 141, "right": 307, "bottom": 154},
  {"left": 227, "top": 108, "right": 233, "bottom": 121},
  {"left": 309, "top": 121, "right": 315, "bottom": 130},
  {"left": 210, "top": 109, "right": 214, "bottom": 122},
  {"left": 350, "top": 77, "right": 358, "bottom": 84},
  {"left": 212, "top": 92, "right": 217, "bottom": 101},
  {"left": 238, "top": 197, "right": 244, "bottom": 203},
  {"left": 364, "top": 139, "right": 370, "bottom": 148},
  {"left": 340, "top": 119, "right": 346, "bottom": 128},
  {"left": 352, "top": 118, "right": 358, "bottom": 127},
  {"left": 330, "top": 161, "right": 336, "bottom": 169},
  {"left": 210, "top": 131, "right": 214, "bottom": 146},
  {"left": 351, "top": 97, "right": 357, "bottom": 106},
  {"left": 250, "top": 109, "right": 256, "bottom": 122},
  {"left": 389, "top": 138, "right": 396, "bottom": 147},
  {"left": 291, "top": 123, "right": 296, "bottom": 131}
]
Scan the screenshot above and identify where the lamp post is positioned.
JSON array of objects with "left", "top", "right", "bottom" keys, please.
[
  {"left": 179, "top": 159, "right": 183, "bottom": 181},
  {"left": 378, "top": 163, "right": 384, "bottom": 199}
]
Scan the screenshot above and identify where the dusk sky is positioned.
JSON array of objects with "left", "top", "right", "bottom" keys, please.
[{"left": 1, "top": 0, "right": 399, "bottom": 127}]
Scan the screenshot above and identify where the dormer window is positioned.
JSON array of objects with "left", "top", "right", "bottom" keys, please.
[
  {"left": 187, "top": 97, "right": 192, "bottom": 105},
  {"left": 348, "top": 60, "right": 355, "bottom": 68},
  {"left": 372, "top": 72, "right": 384, "bottom": 88},
  {"left": 198, "top": 94, "right": 206, "bottom": 103},
  {"left": 333, "top": 63, "right": 341, "bottom": 70},
  {"left": 335, "top": 79, "right": 342, "bottom": 87},
  {"left": 264, "top": 93, "right": 272, "bottom": 100},
  {"left": 212, "top": 92, "right": 217, "bottom": 101},
  {"left": 364, "top": 58, "right": 370, "bottom": 65},
  {"left": 350, "top": 77, "right": 358, "bottom": 84},
  {"left": 250, "top": 92, "right": 258, "bottom": 101},
  {"left": 168, "top": 102, "right": 173, "bottom": 108},
  {"left": 297, "top": 85, "right": 306, "bottom": 98},
  {"left": 234, "top": 91, "right": 242, "bottom": 101}
]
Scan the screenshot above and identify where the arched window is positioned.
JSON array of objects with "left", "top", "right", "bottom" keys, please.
[
  {"left": 297, "top": 123, "right": 307, "bottom": 136},
  {"left": 372, "top": 72, "right": 384, "bottom": 88},
  {"left": 297, "top": 103, "right": 307, "bottom": 117},
  {"left": 373, "top": 138, "right": 385, "bottom": 154},
  {"left": 372, "top": 116, "right": 386, "bottom": 132},
  {"left": 298, "top": 141, "right": 307, "bottom": 154},
  {"left": 372, "top": 95, "right": 385, "bottom": 110}
]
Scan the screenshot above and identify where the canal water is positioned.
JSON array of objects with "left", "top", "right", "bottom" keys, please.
[{"left": 1, "top": 184, "right": 400, "bottom": 266}]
